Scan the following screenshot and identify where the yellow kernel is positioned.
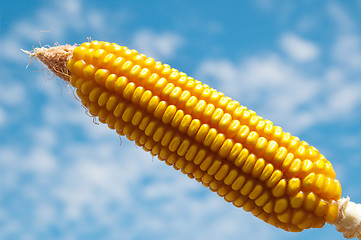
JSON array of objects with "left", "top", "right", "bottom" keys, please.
[
  {"left": 226, "top": 120, "right": 241, "bottom": 138},
  {"left": 200, "top": 156, "right": 213, "bottom": 172},
  {"left": 203, "top": 128, "right": 218, "bottom": 147},
  {"left": 178, "top": 90, "right": 191, "bottom": 107},
  {"left": 202, "top": 104, "right": 215, "bottom": 121},
  {"left": 314, "top": 199, "right": 329, "bottom": 217},
  {"left": 277, "top": 209, "right": 292, "bottom": 223},
  {"left": 228, "top": 143, "right": 243, "bottom": 161},
  {"left": 210, "top": 108, "right": 224, "bottom": 126},
  {"left": 73, "top": 60, "right": 86, "bottom": 76},
  {"left": 251, "top": 158, "right": 265, "bottom": 178},
  {"left": 272, "top": 179, "right": 286, "bottom": 197},
  {"left": 274, "top": 197, "right": 288, "bottom": 214},
  {"left": 83, "top": 64, "right": 96, "bottom": 79},
  {"left": 153, "top": 126, "right": 165, "bottom": 142},
  {"left": 235, "top": 125, "right": 250, "bottom": 143},
  {"left": 288, "top": 137, "right": 300, "bottom": 152},
  {"left": 224, "top": 169, "right": 238, "bottom": 185},
  {"left": 72, "top": 46, "right": 86, "bottom": 60},
  {"left": 287, "top": 178, "right": 301, "bottom": 195},
  {"left": 291, "top": 209, "right": 307, "bottom": 224},
  {"left": 170, "top": 110, "right": 184, "bottom": 128},
  {"left": 185, "top": 145, "right": 198, "bottom": 161},
  {"left": 80, "top": 80, "right": 96, "bottom": 95},
  {"left": 246, "top": 131, "right": 259, "bottom": 148},
  {"left": 249, "top": 184, "right": 263, "bottom": 199},
  {"left": 154, "top": 101, "right": 168, "bottom": 119},
  {"left": 266, "top": 170, "right": 283, "bottom": 188},
  {"left": 217, "top": 185, "right": 229, "bottom": 197},
  {"left": 185, "top": 96, "right": 198, "bottom": 113},
  {"left": 193, "top": 149, "right": 206, "bottom": 165},
  {"left": 233, "top": 196, "right": 247, "bottom": 208},
  {"left": 224, "top": 191, "right": 239, "bottom": 202},
  {"left": 254, "top": 137, "right": 268, "bottom": 155},
  {"left": 264, "top": 140, "right": 278, "bottom": 160},
  {"left": 131, "top": 110, "right": 144, "bottom": 126},
  {"left": 259, "top": 163, "right": 274, "bottom": 182},
  {"left": 281, "top": 153, "right": 294, "bottom": 171},
  {"left": 240, "top": 179, "right": 255, "bottom": 196},
  {"left": 255, "top": 192, "right": 270, "bottom": 207},
  {"left": 218, "top": 139, "right": 234, "bottom": 158},
  {"left": 243, "top": 200, "right": 256, "bottom": 212},
  {"left": 89, "top": 87, "right": 102, "bottom": 102},
  {"left": 263, "top": 122, "right": 274, "bottom": 136},
  {"left": 272, "top": 126, "right": 283, "bottom": 141},
  {"left": 295, "top": 145, "right": 307, "bottom": 158},
  {"left": 169, "top": 137, "right": 182, "bottom": 152},
  {"left": 93, "top": 49, "right": 107, "bottom": 66},
  {"left": 314, "top": 174, "right": 326, "bottom": 193},
  {"left": 102, "top": 53, "right": 116, "bottom": 69},
  {"left": 114, "top": 76, "right": 128, "bottom": 94},
  {"left": 210, "top": 134, "right": 226, "bottom": 152},
  {"left": 325, "top": 201, "right": 339, "bottom": 223},
  {"left": 214, "top": 164, "right": 230, "bottom": 181},
  {"left": 288, "top": 158, "right": 302, "bottom": 175},
  {"left": 290, "top": 191, "right": 304, "bottom": 208},
  {"left": 273, "top": 147, "right": 287, "bottom": 166},
  {"left": 98, "top": 91, "right": 110, "bottom": 107},
  {"left": 192, "top": 100, "right": 207, "bottom": 118},
  {"left": 106, "top": 95, "right": 119, "bottom": 111},
  {"left": 303, "top": 192, "right": 318, "bottom": 211},
  {"left": 218, "top": 113, "right": 232, "bottom": 130},
  {"left": 280, "top": 132, "right": 291, "bottom": 146},
  {"left": 242, "top": 154, "right": 257, "bottom": 174},
  {"left": 300, "top": 159, "right": 313, "bottom": 176},
  {"left": 177, "top": 139, "right": 191, "bottom": 156},
  {"left": 187, "top": 119, "right": 201, "bottom": 137},
  {"left": 234, "top": 149, "right": 249, "bottom": 167},
  {"left": 113, "top": 102, "right": 127, "bottom": 117},
  {"left": 122, "top": 82, "right": 136, "bottom": 100},
  {"left": 144, "top": 120, "right": 157, "bottom": 136},
  {"left": 297, "top": 213, "right": 313, "bottom": 229},
  {"left": 131, "top": 86, "right": 145, "bottom": 104},
  {"left": 207, "top": 160, "right": 222, "bottom": 176},
  {"left": 263, "top": 200, "right": 274, "bottom": 214},
  {"left": 302, "top": 172, "right": 316, "bottom": 190},
  {"left": 162, "top": 105, "right": 177, "bottom": 124},
  {"left": 231, "top": 175, "right": 246, "bottom": 191},
  {"left": 194, "top": 124, "right": 210, "bottom": 143}
]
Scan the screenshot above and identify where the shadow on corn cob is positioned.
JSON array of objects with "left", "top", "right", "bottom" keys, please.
[{"left": 28, "top": 40, "right": 361, "bottom": 239}]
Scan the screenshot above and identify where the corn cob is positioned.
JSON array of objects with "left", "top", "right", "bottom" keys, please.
[{"left": 30, "top": 41, "right": 361, "bottom": 239}]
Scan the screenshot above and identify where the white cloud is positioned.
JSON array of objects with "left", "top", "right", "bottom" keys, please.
[
  {"left": 327, "top": 84, "right": 361, "bottom": 115},
  {"left": 133, "top": 29, "right": 184, "bottom": 60},
  {"left": 327, "top": 2, "right": 354, "bottom": 32},
  {"left": 332, "top": 35, "right": 361, "bottom": 69},
  {"left": 280, "top": 33, "right": 320, "bottom": 62},
  {"left": 0, "top": 82, "right": 26, "bottom": 106},
  {"left": 0, "top": 107, "right": 5, "bottom": 127}
]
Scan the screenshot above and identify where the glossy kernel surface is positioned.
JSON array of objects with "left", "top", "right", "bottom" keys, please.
[{"left": 67, "top": 41, "right": 342, "bottom": 232}]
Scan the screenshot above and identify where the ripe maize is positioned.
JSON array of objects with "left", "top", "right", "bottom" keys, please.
[{"left": 30, "top": 41, "right": 361, "bottom": 239}]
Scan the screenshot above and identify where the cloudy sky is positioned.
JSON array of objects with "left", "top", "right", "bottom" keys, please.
[{"left": 1, "top": 1, "right": 361, "bottom": 239}]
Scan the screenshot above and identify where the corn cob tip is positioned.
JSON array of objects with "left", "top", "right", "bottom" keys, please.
[
  {"left": 333, "top": 197, "right": 361, "bottom": 239},
  {"left": 24, "top": 44, "right": 75, "bottom": 81}
]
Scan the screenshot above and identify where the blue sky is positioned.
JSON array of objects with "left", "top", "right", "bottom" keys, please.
[{"left": 1, "top": 0, "right": 361, "bottom": 239}]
